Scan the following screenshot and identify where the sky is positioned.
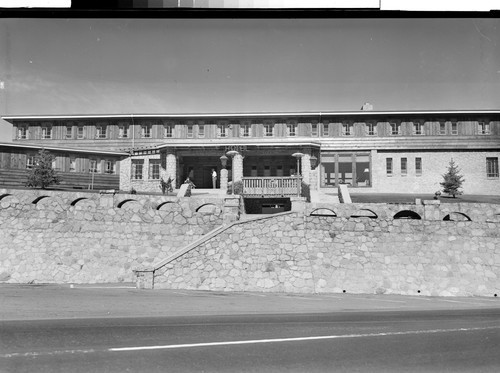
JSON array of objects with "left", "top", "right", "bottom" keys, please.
[{"left": 0, "top": 16, "right": 499, "bottom": 141}]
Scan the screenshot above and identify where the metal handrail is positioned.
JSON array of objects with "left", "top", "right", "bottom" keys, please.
[{"left": 242, "top": 176, "right": 302, "bottom": 197}]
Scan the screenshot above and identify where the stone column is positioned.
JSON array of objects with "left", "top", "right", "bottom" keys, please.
[
  {"left": 166, "top": 152, "right": 177, "bottom": 186},
  {"left": 220, "top": 168, "right": 228, "bottom": 191},
  {"left": 301, "top": 153, "right": 311, "bottom": 185},
  {"left": 233, "top": 153, "right": 244, "bottom": 182},
  {"left": 119, "top": 156, "right": 132, "bottom": 192}
]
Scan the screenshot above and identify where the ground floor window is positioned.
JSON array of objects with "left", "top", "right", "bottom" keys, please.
[
  {"left": 486, "top": 157, "right": 499, "bottom": 178},
  {"left": 149, "top": 159, "right": 161, "bottom": 179},
  {"left": 320, "top": 152, "right": 370, "bottom": 187},
  {"left": 131, "top": 160, "right": 144, "bottom": 180}
]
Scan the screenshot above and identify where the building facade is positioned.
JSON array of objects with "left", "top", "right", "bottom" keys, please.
[{"left": 2, "top": 109, "right": 500, "bottom": 195}]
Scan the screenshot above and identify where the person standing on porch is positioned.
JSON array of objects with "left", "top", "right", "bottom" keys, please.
[{"left": 212, "top": 169, "right": 217, "bottom": 189}]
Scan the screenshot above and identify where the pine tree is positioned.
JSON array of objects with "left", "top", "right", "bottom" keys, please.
[
  {"left": 440, "top": 159, "right": 465, "bottom": 198},
  {"left": 26, "top": 149, "right": 61, "bottom": 189}
]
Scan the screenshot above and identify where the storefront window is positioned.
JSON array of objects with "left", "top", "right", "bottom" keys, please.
[{"left": 321, "top": 152, "right": 371, "bottom": 187}]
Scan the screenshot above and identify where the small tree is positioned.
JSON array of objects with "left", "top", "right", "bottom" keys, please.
[
  {"left": 26, "top": 149, "right": 61, "bottom": 189},
  {"left": 440, "top": 158, "right": 465, "bottom": 198}
]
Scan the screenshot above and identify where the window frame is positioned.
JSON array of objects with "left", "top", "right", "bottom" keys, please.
[
  {"left": 95, "top": 125, "right": 107, "bottom": 139},
  {"left": 415, "top": 157, "right": 422, "bottom": 176},
  {"left": 141, "top": 124, "right": 152, "bottom": 138},
  {"left": 240, "top": 123, "right": 251, "bottom": 137},
  {"left": 118, "top": 125, "right": 129, "bottom": 139},
  {"left": 390, "top": 122, "right": 400, "bottom": 136},
  {"left": 366, "top": 122, "right": 376, "bottom": 136},
  {"left": 164, "top": 124, "right": 173, "bottom": 138},
  {"left": 41, "top": 126, "right": 52, "bottom": 139},
  {"left": 486, "top": 157, "right": 499, "bottom": 178},
  {"left": 401, "top": 157, "right": 407, "bottom": 176},
  {"left": 413, "top": 122, "right": 423, "bottom": 135},
  {"left": 131, "top": 160, "right": 144, "bottom": 180},
  {"left": 342, "top": 123, "right": 353, "bottom": 136},
  {"left": 478, "top": 122, "right": 490, "bottom": 135},
  {"left": 311, "top": 123, "right": 318, "bottom": 137},
  {"left": 386, "top": 158, "right": 393, "bottom": 176},
  {"left": 77, "top": 126, "right": 85, "bottom": 139},
  {"left": 198, "top": 124, "right": 205, "bottom": 138},
  {"left": 17, "top": 126, "right": 28, "bottom": 139},
  {"left": 149, "top": 159, "right": 161, "bottom": 180},
  {"left": 287, "top": 123, "right": 296, "bottom": 137}
]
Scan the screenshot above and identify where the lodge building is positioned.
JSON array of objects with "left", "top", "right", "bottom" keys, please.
[{"left": 2, "top": 106, "right": 500, "bottom": 197}]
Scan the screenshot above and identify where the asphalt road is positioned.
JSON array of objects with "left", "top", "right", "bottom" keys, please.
[{"left": 2, "top": 309, "right": 499, "bottom": 373}]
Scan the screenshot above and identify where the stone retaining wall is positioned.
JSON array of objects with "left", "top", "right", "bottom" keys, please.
[
  {"left": 154, "top": 212, "right": 500, "bottom": 296},
  {"left": 0, "top": 189, "right": 223, "bottom": 283}
]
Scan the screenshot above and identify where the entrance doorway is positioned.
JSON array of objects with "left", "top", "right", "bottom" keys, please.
[{"left": 181, "top": 156, "right": 220, "bottom": 188}]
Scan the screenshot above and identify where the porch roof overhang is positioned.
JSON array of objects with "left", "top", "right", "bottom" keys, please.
[{"left": 152, "top": 138, "right": 322, "bottom": 151}]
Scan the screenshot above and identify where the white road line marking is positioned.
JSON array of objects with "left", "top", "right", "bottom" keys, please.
[{"left": 108, "top": 326, "right": 500, "bottom": 352}]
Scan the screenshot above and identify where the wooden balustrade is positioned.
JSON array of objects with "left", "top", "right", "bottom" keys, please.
[{"left": 242, "top": 176, "right": 301, "bottom": 198}]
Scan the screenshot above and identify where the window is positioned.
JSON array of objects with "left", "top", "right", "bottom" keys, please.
[
  {"left": 366, "top": 123, "right": 376, "bottom": 136},
  {"left": 439, "top": 122, "right": 446, "bottom": 135},
  {"left": 77, "top": 126, "right": 85, "bottom": 139},
  {"left": 198, "top": 124, "right": 205, "bottom": 138},
  {"left": 486, "top": 157, "right": 499, "bottom": 178},
  {"left": 149, "top": 159, "right": 161, "bottom": 180},
  {"left": 118, "top": 125, "right": 129, "bottom": 139},
  {"left": 478, "top": 122, "right": 490, "bottom": 135},
  {"left": 386, "top": 158, "right": 393, "bottom": 176},
  {"left": 264, "top": 123, "right": 274, "bottom": 137},
  {"left": 187, "top": 125, "right": 193, "bottom": 138},
  {"left": 41, "top": 126, "right": 52, "bottom": 139},
  {"left": 89, "top": 159, "right": 98, "bottom": 173},
  {"left": 451, "top": 122, "right": 458, "bottom": 135},
  {"left": 390, "top": 122, "right": 400, "bottom": 136},
  {"left": 240, "top": 124, "right": 251, "bottom": 137},
  {"left": 217, "top": 124, "right": 228, "bottom": 138},
  {"left": 104, "top": 160, "right": 115, "bottom": 174},
  {"left": 26, "top": 154, "right": 36, "bottom": 169},
  {"left": 287, "top": 123, "right": 296, "bottom": 137},
  {"left": 342, "top": 123, "right": 353, "bottom": 136},
  {"left": 131, "top": 160, "right": 143, "bottom": 180},
  {"left": 141, "top": 125, "right": 152, "bottom": 138},
  {"left": 415, "top": 157, "right": 422, "bottom": 176},
  {"left": 413, "top": 122, "right": 422, "bottom": 135},
  {"left": 96, "top": 125, "right": 107, "bottom": 139},
  {"left": 65, "top": 126, "right": 72, "bottom": 139},
  {"left": 17, "top": 126, "right": 28, "bottom": 139},
  {"left": 322, "top": 123, "right": 329, "bottom": 137},
  {"left": 401, "top": 158, "right": 407, "bottom": 176},
  {"left": 69, "top": 157, "right": 76, "bottom": 172},
  {"left": 320, "top": 152, "right": 370, "bottom": 187},
  {"left": 164, "top": 124, "right": 173, "bottom": 138},
  {"left": 311, "top": 123, "right": 318, "bottom": 137}
]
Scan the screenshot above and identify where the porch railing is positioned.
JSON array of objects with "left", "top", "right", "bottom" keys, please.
[{"left": 242, "top": 176, "right": 301, "bottom": 198}]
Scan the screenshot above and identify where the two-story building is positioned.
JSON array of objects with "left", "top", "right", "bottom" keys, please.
[{"left": 2, "top": 107, "right": 499, "bottom": 196}]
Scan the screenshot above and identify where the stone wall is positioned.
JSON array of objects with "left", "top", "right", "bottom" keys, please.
[
  {"left": 153, "top": 206, "right": 500, "bottom": 296},
  {"left": 0, "top": 189, "right": 223, "bottom": 284}
]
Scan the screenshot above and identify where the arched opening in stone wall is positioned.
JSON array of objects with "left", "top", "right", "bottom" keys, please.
[
  {"left": 156, "top": 201, "right": 176, "bottom": 211},
  {"left": 310, "top": 208, "right": 337, "bottom": 217},
  {"left": 70, "top": 197, "right": 89, "bottom": 206},
  {"left": 32, "top": 196, "right": 50, "bottom": 205},
  {"left": 196, "top": 203, "right": 218, "bottom": 214},
  {"left": 350, "top": 209, "right": 378, "bottom": 219},
  {"left": 0, "top": 193, "right": 12, "bottom": 201},
  {"left": 394, "top": 210, "right": 422, "bottom": 220},
  {"left": 443, "top": 212, "right": 472, "bottom": 221},
  {"left": 117, "top": 199, "right": 139, "bottom": 209}
]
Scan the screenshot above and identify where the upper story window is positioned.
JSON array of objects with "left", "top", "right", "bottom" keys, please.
[
  {"left": 187, "top": 124, "right": 193, "bottom": 138},
  {"left": 41, "top": 125, "right": 52, "bottom": 139},
  {"left": 26, "top": 154, "right": 36, "bottom": 169},
  {"left": 486, "top": 157, "right": 499, "bottom": 178},
  {"left": 413, "top": 122, "right": 423, "bottom": 135},
  {"left": 390, "top": 122, "right": 401, "bottom": 136},
  {"left": 478, "top": 122, "right": 490, "bottom": 135},
  {"left": 311, "top": 123, "right": 318, "bottom": 137},
  {"left": 287, "top": 123, "right": 297, "bottom": 137},
  {"left": 17, "top": 126, "right": 28, "bottom": 139},
  {"left": 264, "top": 123, "right": 274, "bottom": 137},
  {"left": 342, "top": 123, "right": 353, "bottom": 136},
  {"left": 95, "top": 125, "right": 107, "bottom": 139},
  {"left": 164, "top": 124, "right": 173, "bottom": 138},
  {"left": 77, "top": 126, "right": 85, "bottom": 139},
  {"left": 439, "top": 122, "right": 446, "bottom": 135},
  {"left": 141, "top": 124, "right": 152, "bottom": 138},
  {"left": 451, "top": 122, "right": 458, "bottom": 135},
  {"left": 321, "top": 123, "right": 329, "bottom": 137},
  {"left": 366, "top": 123, "right": 376, "bottom": 136},
  {"left": 118, "top": 124, "right": 129, "bottom": 139},
  {"left": 198, "top": 124, "right": 205, "bottom": 138},
  {"left": 240, "top": 123, "right": 251, "bottom": 137},
  {"left": 149, "top": 159, "right": 161, "bottom": 180},
  {"left": 217, "top": 124, "right": 228, "bottom": 138},
  {"left": 65, "top": 126, "right": 73, "bottom": 139}
]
